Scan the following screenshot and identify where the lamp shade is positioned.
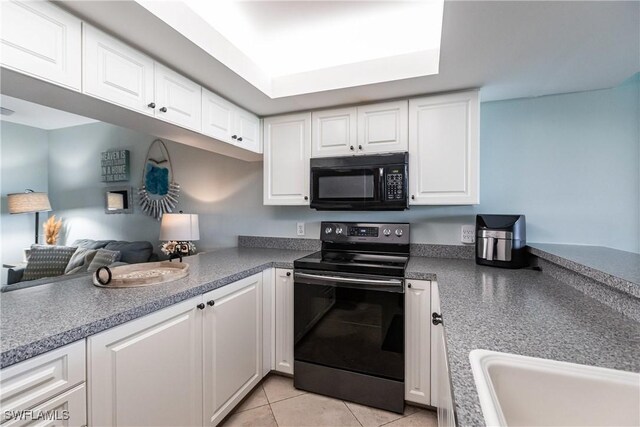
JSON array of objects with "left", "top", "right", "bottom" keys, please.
[
  {"left": 159, "top": 213, "right": 200, "bottom": 241},
  {"left": 8, "top": 191, "right": 51, "bottom": 214}
]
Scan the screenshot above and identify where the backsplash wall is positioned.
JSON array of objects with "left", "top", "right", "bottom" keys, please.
[{"left": 2, "top": 77, "right": 638, "bottom": 258}]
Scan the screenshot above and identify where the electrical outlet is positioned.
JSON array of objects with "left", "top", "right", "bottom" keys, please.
[
  {"left": 461, "top": 225, "right": 475, "bottom": 244},
  {"left": 296, "top": 222, "right": 305, "bottom": 236}
]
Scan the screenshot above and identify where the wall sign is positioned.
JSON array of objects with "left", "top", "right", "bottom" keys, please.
[{"left": 101, "top": 150, "right": 130, "bottom": 182}]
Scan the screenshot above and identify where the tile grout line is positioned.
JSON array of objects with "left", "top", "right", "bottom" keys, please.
[{"left": 342, "top": 401, "right": 364, "bottom": 427}]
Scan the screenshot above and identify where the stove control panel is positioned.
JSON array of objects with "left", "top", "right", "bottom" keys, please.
[{"left": 321, "top": 222, "right": 409, "bottom": 244}]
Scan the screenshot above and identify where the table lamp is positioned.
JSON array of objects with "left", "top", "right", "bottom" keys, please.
[
  {"left": 8, "top": 189, "right": 52, "bottom": 244},
  {"left": 159, "top": 212, "right": 200, "bottom": 256}
]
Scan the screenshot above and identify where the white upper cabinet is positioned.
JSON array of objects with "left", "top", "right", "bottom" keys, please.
[
  {"left": 357, "top": 101, "right": 408, "bottom": 154},
  {"left": 154, "top": 62, "right": 202, "bottom": 132},
  {"left": 83, "top": 24, "right": 155, "bottom": 115},
  {"left": 202, "top": 89, "right": 262, "bottom": 153},
  {"left": 0, "top": 0, "right": 81, "bottom": 90},
  {"left": 202, "top": 88, "right": 235, "bottom": 141},
  {"left": 234, "top": 107, "right": 261, "bottom": 153},
  {"left": 263, "top": 113, "right": 311, "bottom": 205},
  {"left": 409, "top": 90, "right": 480, "bottom": 205},
  {"left": 311, "top": 107, "right": 357, "bottom": 158}
]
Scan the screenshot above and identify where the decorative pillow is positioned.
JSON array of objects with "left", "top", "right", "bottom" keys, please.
[
  {"left": 22, "top": 245, "right": 78, "bottom": 281},
  {"left": 104, "top": 241, "right": 153, "bottom": 264},
  {"left": 64, "top": 248, "right": 99, "bottom": 274},
  {"left": 87, "top": 249, "right": 121, "bottom": 273}
]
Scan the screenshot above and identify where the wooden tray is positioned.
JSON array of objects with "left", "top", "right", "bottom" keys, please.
[{"left": 92, "top": 261, "right": 189, "bottom": 288}]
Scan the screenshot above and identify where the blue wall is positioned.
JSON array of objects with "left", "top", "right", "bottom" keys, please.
[{"left": 2, "top": 77, "right": 639, "bottom": 255}]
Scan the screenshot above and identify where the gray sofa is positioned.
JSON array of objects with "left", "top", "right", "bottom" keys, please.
[{"left": 3, "top": 239, "right": 157, "bottom": 292}]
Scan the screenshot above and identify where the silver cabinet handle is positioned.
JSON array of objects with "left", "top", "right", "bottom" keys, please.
[{"left": 294, "top": 272, "right": 402, "bottom": 286}]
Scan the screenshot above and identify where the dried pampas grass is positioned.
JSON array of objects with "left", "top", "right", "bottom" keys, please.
[{"left": 43, "top": 215, "right": 62, "bottom": 245}]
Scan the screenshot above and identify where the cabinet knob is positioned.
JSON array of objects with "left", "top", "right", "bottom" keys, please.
[
  {"left": 286, "top": 272, "right": 291, "bottom": 277},
  {"left": 411, "top": 195, "right": 415, "bottom": 200},
  {"left": 358, "top": 145, "right": 363, "bottom": 150},
  {"left": 231, "top": 135, "right": 238, "bottom": 139},
  {"left": 304, "top": 196, "right": 308, "bottom": 201},
  {"left": 197, "top": 303, "right": 205, "bottom": 310},
  {"left": 159, "top": 107, "right": 167, "bottom": 113},
  {"left": 207, "top": 300, "right": 215, "bottom": 307},
  {"left": 237, "top": 137, "right": 243, "bottom": 142},
  {"left": 407, "top": 283, "right": 412, "bottom": 288},
  {"left": 350, "top": 145, "right": 354, "bottom": 151},
  {"left": 432, "top": 312, "right": 443, "bottom": 325},
  {"left": 147, "top": 102, "right": 156, "bottom": 109}
]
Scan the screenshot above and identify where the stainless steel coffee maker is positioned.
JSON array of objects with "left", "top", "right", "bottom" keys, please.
[{"left": 475, "top": 214, "right": 527, "bottom": 268}]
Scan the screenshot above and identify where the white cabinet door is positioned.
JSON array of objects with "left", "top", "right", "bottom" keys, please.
[
  {"left": 0, "top": 0, "right": 81, "bottom": 90},
  {"left": 311, "top": 107, "right": 357, "bottom": 158},
  {"left": 154, "top": 62, "right": 202, "bottom": 131},
  {"left": 83, "top": 24, "right": 155, "bottom": 115},
  {"left": 405, "top": 279, "right": 431, "bottom": 405},
  {"left": 409, "top": 90, "right": 479, "bottom": 205},
  {"left": 0, "top": 341, "right": 85, "bottom": 423},
  {"left": 203, "top": 273, "right": 262, "bottom": 426},
  {"left": 431, "top": 282, "right": 455, "bottom": 427},
  {"left": 201, "top": 88, "right": 234, "bottom": 142},
  {"left": 234, "top": 107, "right": 261, "bottom": 153},
  {"left": 3, "top": 384, "right": 86, "bottom": 427},
  {"left": 357, "top": 101, "right": 408, "bottom": 154},
  {"left": 88, "top": 297, "right": 203, "bottom": 427},
  {"left": 274, "top": 268, "right": 294, "bottom": 375},
  {"left": 263, "top": 113, "right": 311, "bottom": 205}
]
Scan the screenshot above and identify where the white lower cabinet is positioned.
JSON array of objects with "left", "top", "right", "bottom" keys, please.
[
  {"left": 431, "top": 282, "right": 455, "bottom": 427},
  {"left": 3, "top": 384, "right": 86, "bottom": 427},
  {"left": 88, "top": 297, "right": 204, "bottom": 426},
  {"left": 274, "top": 268, "right": 294, "bottom": 375},
  {"left": 0, "top": 341, "right": 86, "bottom": 425},
  {"left": 404, "top": 279, "right": 431, "bottom": 406},
  {"left": 203, "top": 273, "right": 263, "bottom": 426}
]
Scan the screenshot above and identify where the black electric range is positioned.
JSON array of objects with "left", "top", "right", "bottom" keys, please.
[{"left": 293, "top": 222, "right": 410, "bottom": 413}]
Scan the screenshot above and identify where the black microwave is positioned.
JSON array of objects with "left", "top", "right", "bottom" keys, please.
[{"left": 310, "top": 153, "right": 408, "bottom": 211}]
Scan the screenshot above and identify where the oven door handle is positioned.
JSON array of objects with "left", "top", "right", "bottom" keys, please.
[{"left": 294, "top": 272, "right": 403, "bottom": 287}]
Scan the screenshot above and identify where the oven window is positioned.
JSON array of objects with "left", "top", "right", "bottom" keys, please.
[
  {"left": 317, "top": 172, "right": 375, "bottom": 199},
  {"left": 294, "top": 283, "right": 404, "bottom": 381}
]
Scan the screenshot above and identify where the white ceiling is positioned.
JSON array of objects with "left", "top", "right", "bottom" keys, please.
[
  {"left": 57, "top": 1, "right": 640, "bottom": 116},
  {"left": 166, "top": 1, "right": 444, "bottom": 97},
  {"left": 0, "top": 95, "right": 98, "bottom": 130}
]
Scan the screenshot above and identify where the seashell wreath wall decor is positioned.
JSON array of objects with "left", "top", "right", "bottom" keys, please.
[{"left": 138, "top": 139, "right": 180, "bottom": 220}]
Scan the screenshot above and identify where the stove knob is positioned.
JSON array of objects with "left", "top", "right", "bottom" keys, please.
[
  {"left": 325, "top": 226, "right": 333, "bottom": 235},
  {"left": 336, "top": 227, "right": 343, "bottom": 235},
  {"left": 383, "top": 228, "right": 391, "bottom": 236},
  {"left": 395, "top": 228, "right": 404, "bottom": 237}
]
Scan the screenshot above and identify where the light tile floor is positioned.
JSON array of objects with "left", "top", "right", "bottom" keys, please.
[{"left": 221, "top": 375, "right": 438, "bottom": 427}]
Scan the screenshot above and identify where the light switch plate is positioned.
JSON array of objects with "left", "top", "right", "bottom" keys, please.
[
  {"left": 297, "top": 222, "right": 305, "bottom": 236},
  {"left": 461, "top": 225, "right": 476, "bottom": 244}
]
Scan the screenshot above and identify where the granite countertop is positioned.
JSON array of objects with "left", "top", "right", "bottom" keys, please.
[
  {"left": 406, "top": 257, "right": 640, "bottom": 427},
  {"left": 0, "top": 247, "right": 313, "bottom": 368},
  {"left": 2, "top": 246, "right": 639, "bottom": 427},
  {"left": 528, "top": 243, "right": 640, "bottom": 298}
]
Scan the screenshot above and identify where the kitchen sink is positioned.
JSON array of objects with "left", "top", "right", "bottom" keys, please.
[{"left": 470, "top": 349, "right": 640, "bottom": 427}]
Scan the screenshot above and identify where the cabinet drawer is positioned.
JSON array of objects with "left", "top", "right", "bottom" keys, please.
[
  {"left": 2, "top": 384, "right": 86, "bottom": 427},
  {"left": 0, "top": 341, "right": 85, "bottom": 423}
]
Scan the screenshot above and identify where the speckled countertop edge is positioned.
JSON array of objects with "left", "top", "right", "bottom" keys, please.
[
  {"left": 1, "top": 248, "right": 306, "bottom": 369},
  {"left": 528, "top": 246, "right": 640, "bottom": 298}
]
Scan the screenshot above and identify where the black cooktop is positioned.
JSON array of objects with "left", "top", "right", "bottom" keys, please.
[{"left": 294, "top": 250, "right": 409, "bottom": 277}]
